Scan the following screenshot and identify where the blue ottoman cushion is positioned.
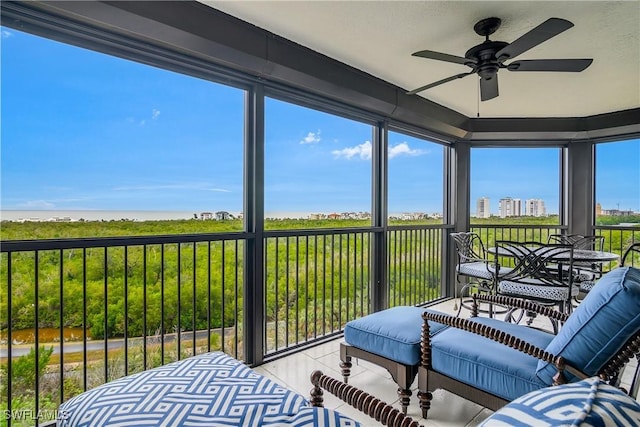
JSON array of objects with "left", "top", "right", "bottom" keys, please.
[
  {"left": 479, "top": 376, "right": 640, "bottom": 426},
  {"left": 431, "top": 317, "right": 553, "bottom": 401},
  {"left": 537, "top": 267, "right": 640, "bottom": 385},
  {"left": 343, "top": 306, "right": 447, "bottom": 365}
]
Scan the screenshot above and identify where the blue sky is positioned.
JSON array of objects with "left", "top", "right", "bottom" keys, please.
[{"left": 2, "top": 27, "right": 638, "bottom": 217}]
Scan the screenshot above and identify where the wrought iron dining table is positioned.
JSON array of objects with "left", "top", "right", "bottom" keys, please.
[{"left": 487, "top": 246, "right": 619, "bottom": 263}]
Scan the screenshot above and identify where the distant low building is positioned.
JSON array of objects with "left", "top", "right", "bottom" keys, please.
[
  {"left": 601, "top": 209, "right": 635, "bottom": 216},
  {"left": 400, "top": 212, "right": 426, "bottom": 220},
  {"left": 200, "top": 212, "right": 214, "bottom": 220},
  {"left": 215, "top": 211, "right": 232, "bottom": 220}
]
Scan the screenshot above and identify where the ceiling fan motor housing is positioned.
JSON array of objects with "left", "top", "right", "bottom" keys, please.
[{"left": 465, "top": 40, "right": 509, "bottom": 79}]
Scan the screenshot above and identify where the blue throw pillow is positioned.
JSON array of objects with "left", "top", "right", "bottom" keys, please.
[{"left": 536, "top": 267, "right": 640, "bottom": 384}]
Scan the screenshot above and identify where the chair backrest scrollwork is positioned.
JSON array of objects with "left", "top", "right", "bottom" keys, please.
[
  {"left": 495, "top": 240, "right": 575, "bottom": 289},
  {"left": 450, "top": 232, "right": 487, "bottom": 265},
  {"left": 622, "top": 242, "right": 640, "bottom": 267}
]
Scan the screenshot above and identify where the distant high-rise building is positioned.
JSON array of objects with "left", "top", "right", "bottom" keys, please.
[
  {"left": 476, "top": 197, "right": 490, "bottom": 218},
  {"left": 499, "top": 197, "right": 521, "bottom": 218},
  {"left": 595, "top": 203, "right": 602, "bottom": 216},
  {"left": 525, "top": 199, "right": 546, "bottom": 217}
]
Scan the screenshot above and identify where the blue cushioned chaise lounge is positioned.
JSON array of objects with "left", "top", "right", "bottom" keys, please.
[{"left": 417, "top": 266, "right": 640, "bottom": 418}]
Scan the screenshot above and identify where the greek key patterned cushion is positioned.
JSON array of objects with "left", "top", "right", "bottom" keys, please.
[
  {"left": 57, "top": 351, "right": 360, "bottom": 427},
  {"left": 478, "top": 376, "right": 640, "bottom": 426}
]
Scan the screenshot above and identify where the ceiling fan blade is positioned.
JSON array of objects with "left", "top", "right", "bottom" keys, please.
[
  {"left": 496, "top": 18, "right": 574, "bottom": 61},
  {"left": 406, "top": 72, "right": 475, "bottom": 95},
  {"left": 507, "top": 58, "right": 593, "bottom": 72},
  {"left": 480, "top": 75, "right": 498, "bottom": 101},
  {"left": 412, "top": 50, "right": 476, "bottom": 66}
]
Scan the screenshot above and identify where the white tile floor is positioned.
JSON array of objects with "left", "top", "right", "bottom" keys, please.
[{"left": 253, "top": 298, "right": 638, "bottom": 427}]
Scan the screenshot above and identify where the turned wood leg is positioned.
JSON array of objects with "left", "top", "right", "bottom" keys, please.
[
  {"left": 309, "top": 371, "right": 324, "bottom": 407},
  {"left": 397, "top": 387, "right": 411, "bottom": 414},
  {"left": 340, "top": 356, "right": 352, "bottom": 384},
  {"left": 417, "top": 390, "right": 432, "bottom": 419}
]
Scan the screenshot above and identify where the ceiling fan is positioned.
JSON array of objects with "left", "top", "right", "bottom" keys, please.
[{"left": 407, "top": 17, "right": 593, "bottom": 101}]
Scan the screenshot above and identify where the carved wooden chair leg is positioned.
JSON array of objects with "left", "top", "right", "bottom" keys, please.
[
  {"left": 397, "top": 387, "right": 411, "bottom": 414},
  {"left": 417, "top": 390, "right": 432, "bottom": 419},
  {"left": 340, "top": 356, "right": 352, "bottom": 383}
]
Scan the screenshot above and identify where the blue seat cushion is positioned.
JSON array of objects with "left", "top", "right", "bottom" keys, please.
[
  {"left": 431, "top": 317, "right": 553, "bottom": 401},
  {"left": 479, "top": 376, "right": 640, "bottom": 426},
  {"left": 537, "top": 267, "right": 640, "bottom": 384},
  {"left": 343, "top": 306, "right": 448, "bottom": 365}
]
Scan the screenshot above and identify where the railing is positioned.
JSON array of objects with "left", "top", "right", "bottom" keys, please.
[
  {"left": 470, "top": 224, "right": 566, "bottom": 249},
  {"left": 595, "top": 225, "right": 640, "bottom": 267},
  {"left": 1, "top": 233, "right": 247, "bottom": 426},
  {"left": 263, "top": 225, "right": 447, "bottom": 354},
  {"left": 1, "top": 224, "right": 448, "bottom": 425},
  {"left": 387, "top": 226, "right": 445, "bottom": 307},
  {"left": 264, "top": 229, "right": 372, "bottom": 355}
]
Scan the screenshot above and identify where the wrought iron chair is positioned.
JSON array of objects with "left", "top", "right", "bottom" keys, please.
[
  {"left": 548, "top": 234, "right": 605, "bottom": 294},
  {"left": 622, "top": 242, "right": 640, "bottom": 267},
  {"left": 492, "top": 240, "right": 578, "bottom": 332},
  {"left": 450, "top": 232, "right": 509, "bottom": 315}
]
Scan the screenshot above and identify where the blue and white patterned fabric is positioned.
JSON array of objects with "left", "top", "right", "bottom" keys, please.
[
  {"left": 479, "top": 377, "right": 640, "bottom": 426},
  {"left": 58, "top": 352, "right": 360, "bottom": 426}
]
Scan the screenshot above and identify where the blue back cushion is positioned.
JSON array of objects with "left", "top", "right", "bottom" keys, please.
[{"left": 536, "top": 267, "right": 640, "bottom": 384}]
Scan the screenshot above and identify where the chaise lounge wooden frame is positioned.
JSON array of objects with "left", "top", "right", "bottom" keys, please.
[
  {"left": 310, "top": 370, "right": 424, "bottom": 427},
  {"left": 417, "top": 294, "right": 640, "bottom": 418},
  {"left": 339, "top": 342, "right": 418, "bottom": 414}
]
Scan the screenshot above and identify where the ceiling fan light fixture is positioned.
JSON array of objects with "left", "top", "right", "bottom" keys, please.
[{"left": 407, "top": 16, "right": 593, "bottom": 100}]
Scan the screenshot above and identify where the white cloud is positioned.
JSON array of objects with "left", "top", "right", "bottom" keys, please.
[
  {"left": 300, "top": 130, "right": 321, "bottom": 144},
  {"left": 388, "top": 142, "right": 428, "bottom": 159},
  {"left": 130, "top": 109, "right": 159, "bottom": 126},
  {"left": 332, "top": 141, "right": 372, "bottom": 160},
  {"left": 19, "top": 200, "right": 56, "bottom": 209},
  {"left": 1, "top": 29, "right": 13, "bottom": 39},
  {"left": 331, "top": 141, "right": 427, "bottom": 161}
]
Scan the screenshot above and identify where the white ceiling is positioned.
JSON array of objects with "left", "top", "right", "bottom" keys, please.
[{"left": 203, "top": 1, "right": 639, "bottom": 119}]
